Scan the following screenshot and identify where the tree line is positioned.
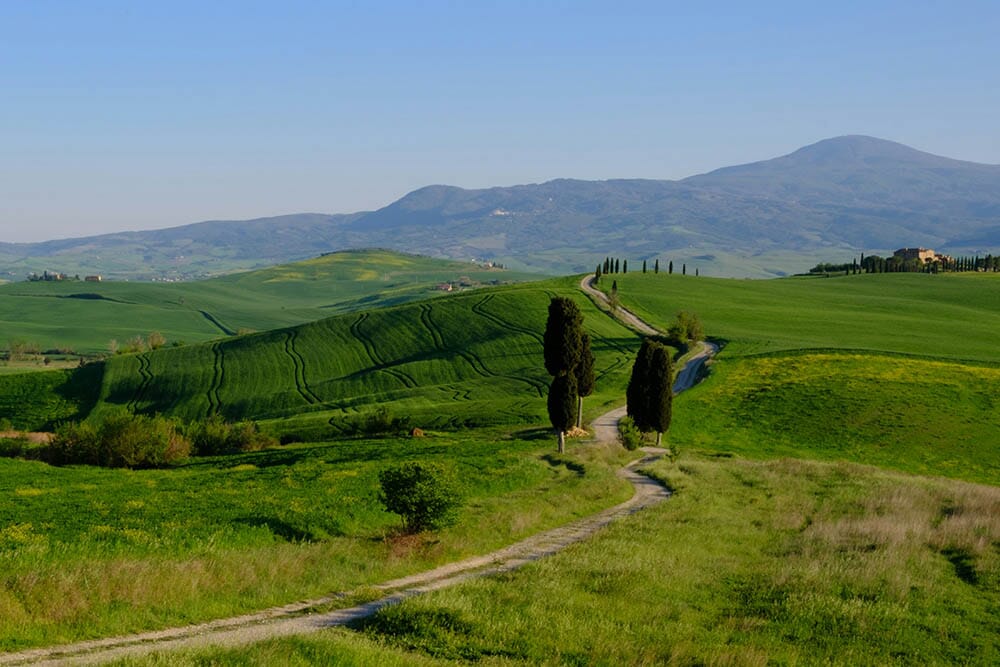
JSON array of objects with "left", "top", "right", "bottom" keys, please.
[
  {"left": 811, "top": 253, "right": 1000, "bottom": 275},
  {"left": 596, "top": 256, "right": 693, "bottom": 279}
]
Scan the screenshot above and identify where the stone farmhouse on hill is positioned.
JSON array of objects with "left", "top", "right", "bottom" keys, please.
[{"left": 893, "top": 247, "right": 953, "bottom": 264}]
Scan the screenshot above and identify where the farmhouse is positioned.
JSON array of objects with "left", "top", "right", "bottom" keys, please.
[
  {"left": 893, "top": 247, "right": 953, "bottom": 264},
  {"left": 84, "top": 275, "right": 103, "bottom": 282},
  {"left": 894, "top": 247, "right": 936, "bottom": 262}
]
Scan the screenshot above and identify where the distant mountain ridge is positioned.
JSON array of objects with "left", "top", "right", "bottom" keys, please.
[{"left": 3, "top": 136, "right": 998, "bottom": 280}]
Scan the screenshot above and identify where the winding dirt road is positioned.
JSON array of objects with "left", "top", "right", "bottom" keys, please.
[{"left": 1, "top": 279, "right": 716, "bottom": 666}]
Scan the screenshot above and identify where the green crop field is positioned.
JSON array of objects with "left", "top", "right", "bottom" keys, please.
[
  {"left": 672, "top": 351, "right": 1000, "bottom": 485},
  {"left": 0, "top": 249, "right": 538, "bottom": 355},
  {"left": 0, "top": 282, "right": 638, "bottom": 434},
  {"left": 592, "top": 271, "right": 1000, "bottom": 361}
]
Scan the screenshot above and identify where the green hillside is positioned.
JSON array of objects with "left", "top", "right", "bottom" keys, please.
[
  {"left": 0, "top": 250, "right": 537, "bottom": 356},
  {"left": 1, "top": 282, "right": 637, "bottom": 433},
  {"left": 594, "top": 271, "right": 1000, "bottom": 361}
]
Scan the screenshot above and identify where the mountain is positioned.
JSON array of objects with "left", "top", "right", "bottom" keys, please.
[{"left": 3, "top": 136, "right": 999, "bottom": 280}]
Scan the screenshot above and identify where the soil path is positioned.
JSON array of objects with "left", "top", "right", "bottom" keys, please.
[
  {"left": 578, "top": 274, "right": 658, "bottom": 335},
  {"left": 1, "top": 279, "right": 715, "bottom": 666}
]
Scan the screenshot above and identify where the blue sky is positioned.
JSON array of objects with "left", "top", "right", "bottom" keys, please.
[{"left": 2, "top": 1, "right": 998, "bottom": 242}]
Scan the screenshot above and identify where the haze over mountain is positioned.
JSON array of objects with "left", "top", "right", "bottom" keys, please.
[{"left": 3, "top": 136, "right": 998, "bottom": 280}]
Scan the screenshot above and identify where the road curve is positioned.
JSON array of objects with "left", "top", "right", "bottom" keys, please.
[
  {"left": 0, "top": 451, "right": 670, "bottom": 666},
  {"left": 0, "top": 279, "right": 715, "bottom": 666}
]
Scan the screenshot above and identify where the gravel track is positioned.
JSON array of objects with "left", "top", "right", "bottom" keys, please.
[{"left": 0, "top": 280, "right": 715, "bottom": 666}]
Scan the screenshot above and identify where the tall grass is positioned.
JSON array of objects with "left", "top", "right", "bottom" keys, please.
[{"left": 0, "top": 432, "right": 631, "bottom": 649}]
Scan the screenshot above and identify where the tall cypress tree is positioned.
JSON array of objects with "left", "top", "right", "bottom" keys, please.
[
  {"left": 626, "top": 339, "right": 656, "bottom": 433},
  {"left": 623, "top": 259, "right": 628, "bottom": 274},
  {"left": 668, "top": 260, "right": 673, "bottom": 275},
  {"left": 647, "top": 343, "right": 673, "bottom": 447},
  {"left": 654, "top": 259, "right": 659, "bottom": 274},
  {"left": 626, "top": 339, "right": 674, "bottom": 447},
  {"left": 615, "top": 259, "right": 620, "bottom": 273},
  {"left": 642, "top": 260, "right": 647, "bottom": 273},
  {"left": 575, "top": 332, "right": 595, "bottom": 428},
  {"left": 547, "top": 373, "right": 578, "bottom": 454},
  {"left": 682, "top": 263, "right": 686, "bottom": 275},
  {"left": 543, "top": 297, "right": 584, "bottom": 452}
]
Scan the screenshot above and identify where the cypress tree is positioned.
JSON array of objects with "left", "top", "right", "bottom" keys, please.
[
  {"left": 543, "top": 298, "right": 583, "bottom": 377},
  {"left": 647, "top": 343, "right": 673, "bottom": 447},
  {"left": 547, "top": 373, "right": 578, "bottom": 454},
  {"left": 626, "top": 339, "right": 656, "bottom": 433},
  {"left": 642, "top": 260, "right": 647, "bottom": 273},
  {"left": 668, "top": 260, "right": 673, "bottom": 275},
  {"left": 682, "top": 263, "right": 686, "bottom": 276},
  {"left": 575, "top": 332, "right": 596, "bottom": 428},
  {"left": 604, "top": 257, "right": 611, "bottom": 274},
  {"left": 623, "top": 259, "right": 628, "bottom": 274},
  {"left": 615, "top": 259, "right": 620, "bottom": 273},
  {"left": 695, "top": 268, "right": 699, "bottom": 277},
  {"left": 596, "top": 264, "right": 602, "bottom": 281},
  {"left": 654, "top": 259, "right": 659, "bottom": 274},
  {"left": 543, "top": 297, "right": 585, "bottom": 452}
]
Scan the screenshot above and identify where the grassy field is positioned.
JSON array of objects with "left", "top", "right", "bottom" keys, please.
[
  {"left": 0, "top": 432, "right": 632, "bottom": 650},
  {"left": 0, "top": 282, "right": 638, "bottom": 433},
  {"left": 592, "top": 271, "right": 1000, "bottom": 361},
  {"left": 113, "top": 454, "right": 1000, "bottom": 666},
  {"left": 0, "top": 250, "right": 538, "bottom": 355},
  {"left": 671, "top": 351, "right": 1000, "bottom": 485}
]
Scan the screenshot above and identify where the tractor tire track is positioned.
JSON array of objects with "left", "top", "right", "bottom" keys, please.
[
  {"left": 284, "top": 331, "right": 322, "bottom": 405},
  {"left": 349, "top": 313, "right": 417, "bottom": 389},
  {"left": 206, "top": 343, "right": 224, "bottom": 417},
  {"left": 419, "top": 303, "right": 446, "bottom": 351},
  {"left": 127, "top": 354, "right": 154, "bottom": 412},
  {"left": 471, "top": 294, "right": 544, "bottom": 344}
]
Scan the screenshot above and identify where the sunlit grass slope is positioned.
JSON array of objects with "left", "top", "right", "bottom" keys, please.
[
  {"left": 0, "top": 249, "right": 538, "bottom": 354},
  {"left": 118, "top": 455, "right": 1000, "bottom": 666},
  {"left": 85, "top": 283, "right": 636, "bottom": 435},
  {"left": 673, "top": 352, "right": 1000, "bottom": 485},
  {"left": 595, "top": 272, "right": 1000, "bottom": 360},
  {"left": 0, "top": 434, "right": 632, "bottom": 649}
]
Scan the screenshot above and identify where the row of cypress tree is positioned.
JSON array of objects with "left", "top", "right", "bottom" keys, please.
[{"left": 544, "top": 296, "right": 673, "bottom": 452}]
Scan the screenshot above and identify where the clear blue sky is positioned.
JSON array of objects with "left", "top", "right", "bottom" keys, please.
[{"left": 2, "top": 1, "right": 998, "bottom": 242}]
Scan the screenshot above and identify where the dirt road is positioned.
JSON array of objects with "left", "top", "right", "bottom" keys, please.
[{"left": 0, "top": 277, "right": 715, "bottom": 665}]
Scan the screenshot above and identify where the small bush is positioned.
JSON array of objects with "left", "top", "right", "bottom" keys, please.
[
  {"left": 618, "top": 415, "right": 643, "bottom": 451},
  {"left": 187, "top": 415, "right": 277, "bottom": 456},
  {"left": 341, "top": 407, "right": 412, "bottom": 437},
  {"left": 49, "top": 410, "right": 191, "bottom": 468},
  {"left": 378, "top": 461, "right": 462, "bottom": 533}
]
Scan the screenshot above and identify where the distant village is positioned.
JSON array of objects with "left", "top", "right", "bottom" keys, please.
[{"left": 27, "top": 271, "right": 103, "bottom": 282}]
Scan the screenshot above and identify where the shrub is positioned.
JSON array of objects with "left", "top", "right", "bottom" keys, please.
[
  {"left": 187, "top": 415, "right": 277, "bottom": 455},
  {"left": 378, "top": 461, "right": 462, "bottom": 533},
  {"left": 49, "top": 410, "right": 190, "bottom": 468},
  {"left": 618, "top": 415, "right": 643, "bottom": 451}
]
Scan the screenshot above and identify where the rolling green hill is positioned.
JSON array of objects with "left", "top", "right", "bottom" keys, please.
[
  {"left": 595, "top": 271, "right": 1000, "bottom": 361},
  {"left": 0, "top": 249, "right": 537, "bottom": 356},
  {"left": 0, "top": 282, "right": 637, "bottom": 434}
]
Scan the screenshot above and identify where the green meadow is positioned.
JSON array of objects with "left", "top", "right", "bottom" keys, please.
[
  {"left": 593, "top": 271, "right": 1000, "bottom": 360},
  {"left": 0, "top": 433, "right": 631, "bottom": 649},
  {"left": 0, "top": 250, "right": 537, "bottom": 355},
  {"left": 122, "top": 454, "right": 999, "bottom": 666},
  {"left": 0, "top": 261, "right": 998, "bottom": 663}
]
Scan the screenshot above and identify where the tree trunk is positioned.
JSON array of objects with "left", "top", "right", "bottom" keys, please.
[
  {"left": 577, "top": 395, "right": 583, "bottom": 428},
  {"left": 656, "top": 431, "right": 662, "bottom": 448},
  {"left": 557, "top": 430, "right": 566, "bottom": 454}
]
